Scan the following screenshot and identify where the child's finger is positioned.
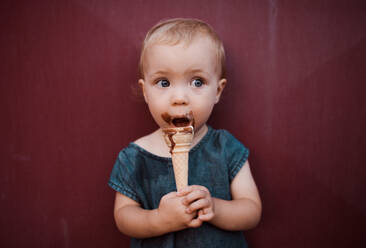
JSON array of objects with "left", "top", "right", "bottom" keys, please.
[
  {"left": 186, "top": 198, "right": 210, "bottom": 213},
  {"left": 183, "top": 189, "right": 208, "bottom": 205},
  {"left": 178, "top": 185, "right": 209, "bottom": 196},
  {"left": 187, "top": 216, "right": 203, "bottom": 228},
  {"left": 198, "top": 211, "right": 214, "bottom": 221},
  {"left": 176, "top": 185, "right": 194, "bottom": 196}
]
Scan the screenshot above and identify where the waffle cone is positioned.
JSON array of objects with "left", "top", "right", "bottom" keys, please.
[
  {"left": 172, "top": 150, "right": 189, "bottom": 191},
  {"left": 162, "top": 126, "right": 194, "bottom": 191}
]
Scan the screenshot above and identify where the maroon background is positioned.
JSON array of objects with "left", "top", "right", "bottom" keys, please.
[{"left": 1, "top": 0, "right": 365, "bottom": 247}]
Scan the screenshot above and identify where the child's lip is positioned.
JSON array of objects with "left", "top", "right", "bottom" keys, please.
[
  {"left": 172, "top": 117, "right": 191, "bottom": 127},
  {"left": 161, "top": 112, "right": 194, "bottom": 127}
]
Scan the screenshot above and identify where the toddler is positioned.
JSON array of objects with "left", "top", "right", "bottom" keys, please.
[{"left": 109, "top": 18, "right": 261, "bottom": 247}]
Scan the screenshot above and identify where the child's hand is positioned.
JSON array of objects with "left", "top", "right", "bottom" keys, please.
[
  {"left": 157, "top": 191, "right": 202, "bottom": 231},
  {"left": 178, "top": 185, "right": 215, "bottom": 222}
]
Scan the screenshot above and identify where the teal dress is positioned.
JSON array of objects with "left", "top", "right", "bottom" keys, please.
[{"left": 108, "top": 126, "right": 249, "bottom": 248}]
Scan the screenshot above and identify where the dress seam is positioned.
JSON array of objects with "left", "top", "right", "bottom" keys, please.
[{"left": 108, "top": 180, "right": 140, "bottom": 203}]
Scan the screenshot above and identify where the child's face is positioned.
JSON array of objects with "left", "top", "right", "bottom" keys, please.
[{"left": 139, "top": 35, "right": 226, "bottom": 131}]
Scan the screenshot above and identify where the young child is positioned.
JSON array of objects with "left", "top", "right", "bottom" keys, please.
[{"left": 108, "top": 18, "right": 261, "bottom": 247}]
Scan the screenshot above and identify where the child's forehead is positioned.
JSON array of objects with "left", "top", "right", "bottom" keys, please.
[
  {"left": 144, "top": 45, "right": 219, "bottom": 77},
  {"left": 144, "top": 37, "right": 218, "bottom": 72},
  {"left": 148, "top": 32, "right": 214, "bottom": 50}
]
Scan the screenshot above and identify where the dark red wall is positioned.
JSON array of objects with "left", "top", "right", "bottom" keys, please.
[{"left": 1, "top": 0, "right": 365, "bottom": 247}]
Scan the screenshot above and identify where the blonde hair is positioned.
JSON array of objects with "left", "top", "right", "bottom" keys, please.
[{"left": 139, "top": 18, "right": 226, "bottom": 79}]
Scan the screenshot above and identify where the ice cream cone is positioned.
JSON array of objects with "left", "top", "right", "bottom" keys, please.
[{"left": 162, "top": 126, "right": 194, "bottom": 191}]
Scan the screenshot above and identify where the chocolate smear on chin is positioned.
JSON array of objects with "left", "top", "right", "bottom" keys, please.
[{"left": 161, "top": 113, "right": 172, "bottom": 125}]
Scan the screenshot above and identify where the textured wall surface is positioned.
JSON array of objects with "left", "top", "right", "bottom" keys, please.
[{"left": 1, "top": 0, "right": 365, "bottom": 247}]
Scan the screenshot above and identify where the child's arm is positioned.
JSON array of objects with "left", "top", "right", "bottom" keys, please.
[
  {"left": 113, "top": 190, "right": 202, "bottom": 238},
  {"left": 179, "top": 160, "right": 262, "bottom": 231}
]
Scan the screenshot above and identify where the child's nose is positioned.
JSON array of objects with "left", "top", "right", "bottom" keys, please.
[{"left": 171, "top": 87, "right": 189, "bottom": 105}]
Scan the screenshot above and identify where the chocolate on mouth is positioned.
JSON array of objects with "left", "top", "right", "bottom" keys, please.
[
  {"left": 161, "top": 111, "right": 194, "bottom": 128},
  {"left": 161, "top": 112, "right": 195, "bottom": 154},
  {"left": 172, "top": 117, "right": 191, "bottom": 127}
]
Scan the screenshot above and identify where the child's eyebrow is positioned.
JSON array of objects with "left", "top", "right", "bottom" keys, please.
[
  {"left": 148, "top": 69, "right": 209, "bottom": 78},
  {"left": 186, "top": 69, "right": 209, "bottom": 76},
  {"left": 189, "top": 69, "right": 204, "bottom": 73},
  {"left": 148, "top": 70, "right": 169, "bottom": 78}
]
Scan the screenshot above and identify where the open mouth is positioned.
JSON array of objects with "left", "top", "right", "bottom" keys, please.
[
  {"left": 172, "top": 117, "right": 191, "bottom": 127},
  {"left": 161, "top": 111, "right": 194, "bottom": 128}
]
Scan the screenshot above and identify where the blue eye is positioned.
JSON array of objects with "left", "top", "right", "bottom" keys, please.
[
  {"left": 191, "top": 78, "right": 204, "bottom": 87},
  {"left": 157, "top": 79, "right": 170, "bottom": 87}
]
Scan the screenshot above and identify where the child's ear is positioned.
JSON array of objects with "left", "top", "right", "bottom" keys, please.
[
  {"left": 215, "top": 78, "right": 227, "bottom": 103},
  {"left": 138, "top": 79, "right": 148, "bottom": 103}
]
